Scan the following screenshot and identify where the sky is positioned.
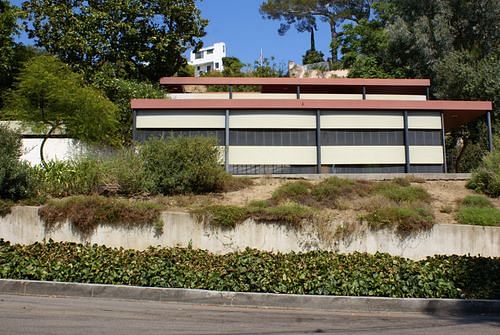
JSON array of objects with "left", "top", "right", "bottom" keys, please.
[{"left": 9, "top": 0, "right": 333, "bottom": 67}]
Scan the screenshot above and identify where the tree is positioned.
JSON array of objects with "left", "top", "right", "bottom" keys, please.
[
  {"left": 260, "top": 0, "right": 373, "bottom": 62},
  {"left": 4, "top": 55, "right": 119, "bottom": 166},
  {"left": 222, "top": 57, "right": 246, "bottom": 77},
  {"left": 0, "top": 0, "right": 17, "bottom": 74},
  {"left": 22, "top": 0, "right": 208, "bottom": 82}
]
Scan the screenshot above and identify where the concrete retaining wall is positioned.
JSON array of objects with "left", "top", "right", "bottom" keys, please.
[{"left": 1, "top": 206, "right": 498, "bottom": 259}]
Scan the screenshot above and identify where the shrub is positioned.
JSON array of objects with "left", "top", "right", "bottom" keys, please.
[
  {"left": 361, "top": 206, "right": 434, "bottom": 236},
  {"left": 251, "top": 201, "right": 314, "bottom": 228},
  {"left": 0, "top": 199, "right": 13, "bottom": 217},
  {"left": 272, "top": 181, "right": 312, "bottom": 203},
  {"left": 100, "top": 148, "right": 154, "bottom": 196},
  {"left": 0, "top": 240, "right": 498, "bottom": 299},
  {"left": 374, "top": 182, "right": 431, "bottom": 203},
  {"left": 38, "top": 195, "right": 163, "bottom": 237},
  {"left": 35, "top": 158, "right": 103, "bottom": 197},
  {"left": 456, "top": 207, "right": 500, "bottom": 226},
  {"left": 194, "top": 205, "right": 248, "bottom": 229},
  {"left": 460, "top": 195, "right": 494, "bottom": 208},
  {"left": 140, "top": 137, "right": 227, "bottom": 195},
  {"left": 312, "top": 177, "right": 372, "bottom": 206},
  {"left": 0, "top": 124, "right": 36, "bottom": 200},
  {"left": 467, "top": 147, "right": 500, "bottom": 197}
]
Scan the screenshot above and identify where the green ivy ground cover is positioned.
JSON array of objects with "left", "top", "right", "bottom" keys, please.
[{"left": 0, "top": 239, "right": 498, "bottom": 299}]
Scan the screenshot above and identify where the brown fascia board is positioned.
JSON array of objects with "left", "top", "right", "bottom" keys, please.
[
  {"left": 131, "top": 99, "right": 492, "bottom": 131},
  {"left": 131, "top": 99, "right": 491, "bottom": 111},
  {"left": 159, "top": 76, "right": 431, "bottom": 87}
]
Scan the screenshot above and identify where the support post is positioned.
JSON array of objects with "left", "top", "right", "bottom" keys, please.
[
  {"left": 296, "top": 85, "right": 301, "bottom": 99},
  {"left": 316, "top": 109, "right": 321, "bottom": 174},
  {"left": 132, "top": 109, "right": 137, "bottom": 142},
  {"left": 441, "top": 112, "right": 447, "bottom": 173},
  {"left": 362, "top": 86, "right": 366, "bottom": 100},
  {"left": 426, "top": 87, "right": 430, "bottom": 100},
  {"left": 228, "top": 85, "right": 233, "bottom": 99},
  {"left": 486, "top": 111, "right": 494, "bottom": 152},
  {"left": 403, "top": 110, "right": 410, "bottom": 173},
  {"left": 225, "top": 109, "right": 230, "bottom": 172}
]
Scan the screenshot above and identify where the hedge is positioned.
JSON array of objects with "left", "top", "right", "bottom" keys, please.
[{"left": 0, "top": 240, "right": 498, "bottom": 299}]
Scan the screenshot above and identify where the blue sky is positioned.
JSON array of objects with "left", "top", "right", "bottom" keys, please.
[{"left": 9, "top": 0, "right": 332, "bottom": 66}]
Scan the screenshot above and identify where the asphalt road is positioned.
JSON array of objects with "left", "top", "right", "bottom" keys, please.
[{"left": 1, "top": 294, "right": 498, "bottom": 335}]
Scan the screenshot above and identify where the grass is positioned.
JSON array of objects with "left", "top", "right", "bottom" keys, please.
[
  {"left": 38, "top": 195, "right": 164, "bottom": 237},
  {"left": 374, "top": 182, "right": 431, "bottom": 203},
  {"left": 460, "top": 195, "right": 494, "bottom": 208},
  {"left": 361, "top": 206, "right": 435, "bottom": 237},
  {"left": 456, "top": 194, "right": 499, "bottom": 226},
  {"left": 456, "top": 207, "right": 500, "bottom": 226},
  {"left": 193, "top": 205, "right": 248, "bottom": 229}
]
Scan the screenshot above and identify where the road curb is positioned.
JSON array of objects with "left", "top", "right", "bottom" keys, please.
[{"left": 1, "top": 279, "right": 498, "bottom": 316}]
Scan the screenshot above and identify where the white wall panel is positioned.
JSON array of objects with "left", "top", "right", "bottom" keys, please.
[
  {"left": 228, "top": 146, "right": 317, "bottom": 165},
  {"left": 321, "top": 111, "right": 403, "bottom": 129},
  {"left": 301, "top": 94, "right": 363, "bottom": 100},
  {"left": 136, "top": 110, "right": 225, "bottom": 129},
  {"left": 169, "top": 93, "right": 229, "bottom": 100},
  {"left": 233, "top": 93, "right": 297, "bottom": 100},
  {"left": 408, "top": 112, "right": 442, "bottom": 129},
  {"left": 366, "top": 94, "right": 427, "bottom": 101},
  {"left": 321, "top": 146, "right": 405, "bottom": 164},
  {"left": 230, "top": 111, "right": 316, "bottom": 129},
  {"left": 409, "top": 146, "right": 444, "bottom": 164}
]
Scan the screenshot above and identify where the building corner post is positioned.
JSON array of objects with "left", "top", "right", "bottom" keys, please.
[
  {"left": 132, "top": 109, "right": 137, "bottom": 142},
  {"left": 486, "top": 111, "right": 494, "bottom": 152},
  {"left": 225, "top": 109, "right": 230, "bottom": 173},
  {"left": 316, "top": 109, "right": 321, "bottom": 174},
  {"left": 403, "top": 110, "right": 410, "bottom": 173},
  {"left": 296, "top": 85, "right": 301, "bottom": 100},
  {"left": 441, "top": 112, "right": 447, "bottom": 173}
]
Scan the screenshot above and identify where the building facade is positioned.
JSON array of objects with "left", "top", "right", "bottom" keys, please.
[
  {"left": 188, "top": 42, "right": 226, "bottom": 77},
  {"left": 131, "top": 77, "right": 493, "bottom": 175}
]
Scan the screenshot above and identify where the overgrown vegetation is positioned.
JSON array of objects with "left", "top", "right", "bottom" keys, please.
[
  {"left": 0, "top": 125, "right": 35, "bottom": 201},
  {"left": 467, "top": 147, "right": 500, "bottom": 198},
  {"left": 456, "top": 195, "right": 500, "bottom": 227},
  {"left": 1, "top": 240, "right": 498, "bottom": 299},
  {"left": 39, "top": 196, "right": 163, "bottom": 237},
  {"left": 195, "top": 177, "right": 435, "bottom": 236}
]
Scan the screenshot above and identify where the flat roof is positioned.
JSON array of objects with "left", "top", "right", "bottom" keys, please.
[
  {"left": 131, "top": 99, "right": 492, "bottom": 130},
  {"left": 160, "top": 77, "right": 431, "bottom": 95}
]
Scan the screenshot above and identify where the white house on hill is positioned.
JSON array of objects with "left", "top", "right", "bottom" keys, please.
[{"left": 188, "top": 42, "right": 226, "bottom": 76}]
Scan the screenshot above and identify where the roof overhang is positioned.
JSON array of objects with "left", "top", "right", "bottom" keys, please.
[
  {"left": 131, "top": 99, "right": 492, "bottom": 131},
  {"left": 159, "top": 77, "right": 431, "bottom": 95}
]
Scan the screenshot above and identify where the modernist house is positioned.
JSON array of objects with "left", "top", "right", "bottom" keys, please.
[
  {"left": 188, "top": 42, "right": 226, "bottom": 76},
  {"left": 131, "top": 77, "right": 493, "bottom": 175}
]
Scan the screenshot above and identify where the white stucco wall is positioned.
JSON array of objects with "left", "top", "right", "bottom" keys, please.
[
  {"left": 21, "top": 138, "right": 83, "bottom": 165},
  {"left": 1, "top": 207, "right": 498, "bottom": 260}
]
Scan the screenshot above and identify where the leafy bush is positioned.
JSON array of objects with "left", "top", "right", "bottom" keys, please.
[
  {"left": 0, "top": 124, "right": 36, "bottom": 200},
  {"left": 467, "top": 147, "right": 500, "bottom": 197},
  {"left": 0, "top": 240, "right": 498, "bottom": 299},
  {"left": 312, "top": 177, "right": 372, "bottom": 205},
  {"left": 34, "top": 159, "right": 103, "bottom": 197},
  {"left": 272, "top": 181, "right": 313, "bottom": 203},
  {"left": 38, "top": 196, "right": 163, "bottom": 237},
  {"left": 0, "top": 199, "right": 13, "bottom": 217},
  {"left": 140, "top": 137, "right": 227, "bottom": 195}
]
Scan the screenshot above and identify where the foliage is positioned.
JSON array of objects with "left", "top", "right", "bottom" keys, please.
[
  {"left": 361, "top": 206, "right": 435, "bottom": 237},
  {"left": 460, "top": 195, "right": 494, "bottom": 209},
  {"left": 260, "top": 0, "right": 373, "bottom": 62},
  {"left": 1, "top": 240, "right": 498, "bottom": 299},
  {"left": 38, "top": 196, "right": 163, "bottom": 237},
  {"left": 194, "top": 205, "right": 248, "bottom": 229},
  {"left": 22, "top": 0, "right": 207, "bottom": 82},
  {"left": 302, "top": 49, "right": 324, "bottom": 65},
  {"left": 0, "top": 0, "right": 17, "bottom": 74},
  {"left": 91, "top": 71, "right": 165, "bottom": 145},
  {"left": 3, "top": 55, "right": 119, "bottom": 165},
  {"left": 0, "top": 124, "right": 35, "bottom": 200},
  {"left": 0, "top": 199, "right": 12, "bottom": 217},
  {"left": 455, "top": 194, "right": 500, "bottom": 227},
  {"left": 140, "top": 137, "right": 227, "bottom": 195},
  {"left": 456, "top": 207, "right": 500, "bottom": 227},
  {"left": 374, "top": 183, "right": 430, "bottom": 203},
  {"left": 467, "top": 145, "right": 500, "bottom": 197}
]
